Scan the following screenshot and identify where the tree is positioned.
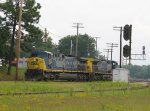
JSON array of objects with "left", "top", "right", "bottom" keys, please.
[
  {"left": 58, "top": 34, "right": 97, "bottom": 58},
  {"left": 21, "top": 27, "right": 57, "bottom": 57},
  {"left": 0, "top": 25, "right": 11, "bottom": 60},
  {"left": 58, "top": 35, "right": 76, "bottom": 55},
  {"left": 22, "top": 28, "right": 55, "bottom": 53},
  {"left": 129, "top": 65, "right": 150, "bottom": 79},
  {"left": 21, "top": 26, "right": 44, "bottom": 54},
  {"left": 0, "top": 0, "right": 42, "bottom": 74}
]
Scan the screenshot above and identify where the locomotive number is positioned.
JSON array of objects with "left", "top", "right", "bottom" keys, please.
[{"left": 31, "top": 61, "right": 38, "bottom": 65}]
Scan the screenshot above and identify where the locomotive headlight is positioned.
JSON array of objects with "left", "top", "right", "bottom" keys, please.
[{"left": 33, "top": 58, "right": 38, "bottom": 62}]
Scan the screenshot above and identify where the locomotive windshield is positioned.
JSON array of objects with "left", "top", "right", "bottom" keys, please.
[
  {"left": 31, "top": 51, "right": 50, "bottom": 58},
  {"left": 31, "top": 53, "right": 38, "bottom": 57}
]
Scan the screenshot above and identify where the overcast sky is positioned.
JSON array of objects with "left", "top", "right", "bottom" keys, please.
[{"left": 36, "top": 0, "right": 150, "bottom": 65}]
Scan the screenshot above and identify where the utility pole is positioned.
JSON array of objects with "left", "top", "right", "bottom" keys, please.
[
  {"left": 44, "top": 28, "right": 48, "bottom": 50},
  {"left": 70, "top": 40, "right": 73, "bottom": 55},
  {"left": 107, "top": 43, "right": 118, "bottom": 62},
  {"left": 93, "top": 37, "right": 101, "bottom": 58},
  {"left": 72, "top": 23, "right": 84, "bottom": 57},
  {"left": 113, "top": 26, "right": 123, "bottom": 68},
  {"left": 16, "top": 0, "right": 23, "bottom": 81},
  {"left": 103, "top": 49, "right": 111, "bottom": 60}
]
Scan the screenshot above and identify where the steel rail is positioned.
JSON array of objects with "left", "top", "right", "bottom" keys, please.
[{"left": 0, "top": 86, "right": 148, "bottom": 96}]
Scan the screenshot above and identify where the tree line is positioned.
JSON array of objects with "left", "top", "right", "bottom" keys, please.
[
  {"left": 0, "top": 0, "right": 97, "bottom": 74},
  {"left": 130, "top": 65, "right": 150, "bottom": 79}
]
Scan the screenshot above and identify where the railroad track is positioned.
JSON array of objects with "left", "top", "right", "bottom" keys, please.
[{"left": 0, "top": 85, "right": 148, "bottom": 96}]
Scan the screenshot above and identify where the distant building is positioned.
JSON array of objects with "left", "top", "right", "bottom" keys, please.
[{"left": 11, "top": 58, "right": 27, "bottom": 68}]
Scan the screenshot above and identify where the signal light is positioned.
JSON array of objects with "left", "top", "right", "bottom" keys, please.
[
  {"left": 123, "top": 45, "right": 130, "bottom": 57},
  {"left": 142, "top": 46, "right": 145, "bottom": 55},
  {"left": 123, "top": 25, "right": 131, "bottom": 41}
]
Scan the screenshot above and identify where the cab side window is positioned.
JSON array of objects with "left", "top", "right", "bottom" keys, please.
[{"left": 48, "top": 54, "right": 51, "bottom": 59}]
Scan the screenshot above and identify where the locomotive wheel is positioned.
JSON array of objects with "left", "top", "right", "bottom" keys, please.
[
  {"left": 76, "top": 74, "right": 85, "bottom": 81},
  {"left": 76, "top": 74, "right": 80, "bottom": 81},
  {"left": 54, "top": 75, "right": 59, "bottom": 80}
]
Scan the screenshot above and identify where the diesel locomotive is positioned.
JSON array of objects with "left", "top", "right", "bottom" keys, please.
[{"left": 25, "top": 51, "right": 117, "bottom": 81}]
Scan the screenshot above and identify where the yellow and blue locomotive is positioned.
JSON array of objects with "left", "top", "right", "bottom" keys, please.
[{"left": 25, "top": 51, "right": 117, "bottom": 81}]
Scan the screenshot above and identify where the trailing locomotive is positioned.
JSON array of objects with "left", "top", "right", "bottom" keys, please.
[{"left": 25, "top": 51, "right": 117, "bottom": 81}]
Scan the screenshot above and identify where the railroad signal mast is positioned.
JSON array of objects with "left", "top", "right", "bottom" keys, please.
[
  {"left": 122, "top": 24, "right": 132, "bottom": 86},
  {"left": 142, "top": 46, "right": 145, "bottom": 55},
  {"left": 124, "top": 46, "right": 146, "bottom": 61},
  {"left": 123, "top": 25, "right": 146, "bottom": 62},
  {"left": 123, "top": 24, "right": 132, "bottom": 66}
]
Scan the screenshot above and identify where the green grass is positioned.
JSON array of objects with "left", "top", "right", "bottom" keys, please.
[
  {"left": 0, "top": 68, "right": 150, "bottom": 111},
  {"left": 0, "top": 81, "right": 149, "bottom": 111},
  {"left": 0, "top": 87, "right": 150, "bottom": 111},
  {"left": 0, "top": 66, "right": 26, "bottom": 81},
  {"left": 0, "top": 81, "right": 141, "bottom": 94}
]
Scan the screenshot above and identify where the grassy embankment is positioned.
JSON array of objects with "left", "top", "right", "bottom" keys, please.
[{"left": 0, "top": 81, "right": 149, "bottom": 111}]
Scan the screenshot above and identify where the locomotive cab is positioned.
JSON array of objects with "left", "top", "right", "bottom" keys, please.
[{"left": 25, "top": 51, "right": 49, "bottom": 80}]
